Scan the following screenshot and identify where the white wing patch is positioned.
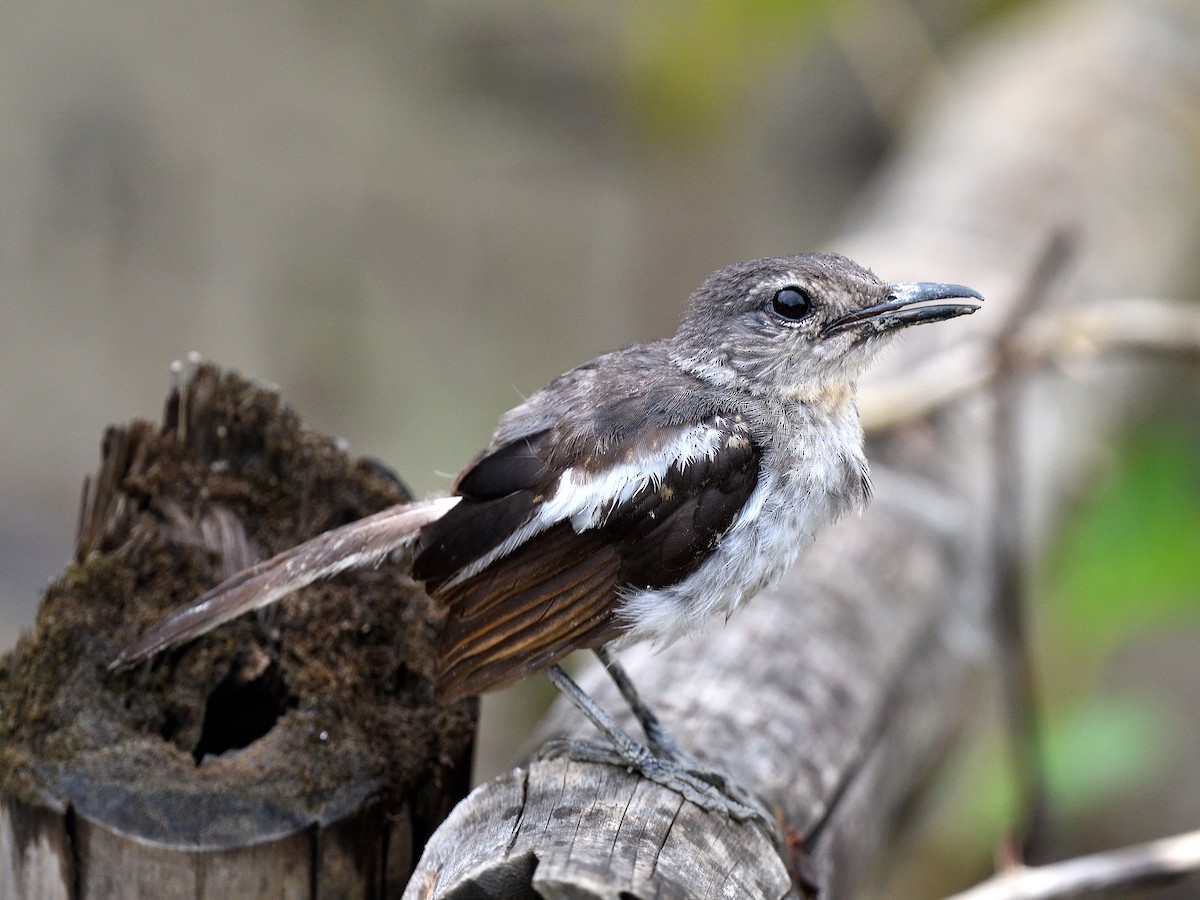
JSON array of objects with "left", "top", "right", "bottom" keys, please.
[{"left": 445, "top": 422, "right": 729, "bottom": 586}]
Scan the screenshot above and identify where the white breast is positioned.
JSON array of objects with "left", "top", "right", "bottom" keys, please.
[{"left": 615, "top": 398, "right": 869, "bottom": 647}]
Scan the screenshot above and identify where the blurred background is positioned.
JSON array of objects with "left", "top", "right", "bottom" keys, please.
[{"left": 1, "top": 0, "right": 1197, "bottom": 895}]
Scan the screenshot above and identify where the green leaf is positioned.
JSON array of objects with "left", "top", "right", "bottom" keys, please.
[
  {"left": 618, "top": 0, "right": 841, "bottom": 142},
  {"left": 1041, "top": 696, "right": 1172, "bottom": 819},
  {"left": 944, "top": 696, "right": 1172, "bottom": 848},
  {"left": 1045, "top": 425, "right": 1200, "bottom": 649}
]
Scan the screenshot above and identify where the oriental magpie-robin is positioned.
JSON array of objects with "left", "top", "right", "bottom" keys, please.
[{"left": 114, "top": 253, "right": 982, "bottom": 823}]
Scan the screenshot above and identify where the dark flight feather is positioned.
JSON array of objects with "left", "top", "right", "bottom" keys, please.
[
  {"left": 435, "top": 524, "right": 623, "bottom": 699},
  {"left": 419, "top": 416, "right": 761, "bottom": 701}
]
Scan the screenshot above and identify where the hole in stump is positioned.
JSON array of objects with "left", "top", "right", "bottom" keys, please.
[{"left": 192, "top": 650, "right": 297, "bottom": 763}]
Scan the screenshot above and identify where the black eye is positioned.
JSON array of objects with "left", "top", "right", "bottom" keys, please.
[{"left": 771, "top": 286, "right": 813, "bottom": 321}]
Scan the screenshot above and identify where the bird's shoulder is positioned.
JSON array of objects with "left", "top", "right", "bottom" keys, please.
[
  {"left": 474, "top": 339, "right": 759, "bottom": 481},
  {"left": 413, "top": 344, "right": 765, "bottom": 589},
  {"left": 458, "top": 340, "right": 758, "bottom": 494}
]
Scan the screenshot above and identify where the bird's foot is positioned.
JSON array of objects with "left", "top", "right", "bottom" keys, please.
[{"left": 538, "top": 737, "right": 780, "bottom": 842}]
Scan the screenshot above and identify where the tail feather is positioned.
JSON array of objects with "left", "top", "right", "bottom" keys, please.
[{"left": 111, "top": 496, "right": 459, "bottom": 668}]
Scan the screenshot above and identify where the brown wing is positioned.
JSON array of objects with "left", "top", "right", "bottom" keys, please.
[
  {"left": 433, "top": 524, "right": 624, "bottom": 700},
  {"left": 416, "top": 419, "right": 760, "bottom": 702}
]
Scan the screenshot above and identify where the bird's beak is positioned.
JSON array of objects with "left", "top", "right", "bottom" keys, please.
[{"left": 823, "top": 282, "right": 984, "bottom": 336}]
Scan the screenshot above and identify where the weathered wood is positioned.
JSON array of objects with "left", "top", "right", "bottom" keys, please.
[
  {"left": 405, "top": 0, "right": 1200, "bottom": 896},
  {"left": 73, "top": 814, "right": 313, "bottom": 900},
  {"left": 407, "top": 757, "right": 788, "bottom": 898},
  {"left": 0, "top": 362, "right": 476, "bottom": 898},
  {"left": 1, "top": 797, "right": 72, "bottom": 900}
]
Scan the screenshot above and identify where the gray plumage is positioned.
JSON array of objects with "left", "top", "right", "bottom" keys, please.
[{"left": 114, "top": 253, "right": 982, "bottom": 703}]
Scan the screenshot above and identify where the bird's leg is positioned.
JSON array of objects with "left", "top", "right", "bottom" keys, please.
[
  {"left": 542, "top": 664, "right": 655, "bottom": 767},
  {"left": 541, "top": 664, "right": 780, "bottom": 842},
  {"left": 592, "top": 648, "right": 750, "bottom": 789},
  {"left": 591, "top": 649, "right": 783, "bottom": 842},
  {"left": 594, "top": 646, "right": 682, "bottom": 758},
  {"left": 541, "top": 664, "right": 752, "bottom": 816}
]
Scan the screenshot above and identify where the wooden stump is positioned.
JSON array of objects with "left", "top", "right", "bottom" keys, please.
[{"left": 0, "top": 360, "right": 475, "bottom": 899}]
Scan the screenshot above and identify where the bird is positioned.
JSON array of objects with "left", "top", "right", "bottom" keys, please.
[{"left": 113, "top": 253, "right": 982, "bottom": 823}]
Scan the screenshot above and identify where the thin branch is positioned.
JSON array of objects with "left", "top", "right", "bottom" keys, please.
[
  {"left": 858, "top": 297, "right": 1200, "bottom": 432},
  {"left": 944, "top": 827, "right": 1200, "bottom": 900},
  {"left": 989, "top": 232, "right": 1077, "bottom": 862}
]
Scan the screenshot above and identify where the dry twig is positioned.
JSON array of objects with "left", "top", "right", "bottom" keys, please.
[
  {"left": 944, "top": 828, "right": 1200, "bottom": 900},
  {"left": 859, "top": 297, "right": 1200, "bottom": 433}
]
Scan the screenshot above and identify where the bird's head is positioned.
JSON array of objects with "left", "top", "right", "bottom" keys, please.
[{"left": 670, "top": 253, "right": 983, "bottom": 397}]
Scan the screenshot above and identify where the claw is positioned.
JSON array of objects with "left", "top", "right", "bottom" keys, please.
[{"left": 538, "top": 736, "right": 780, "bottom": 843}]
